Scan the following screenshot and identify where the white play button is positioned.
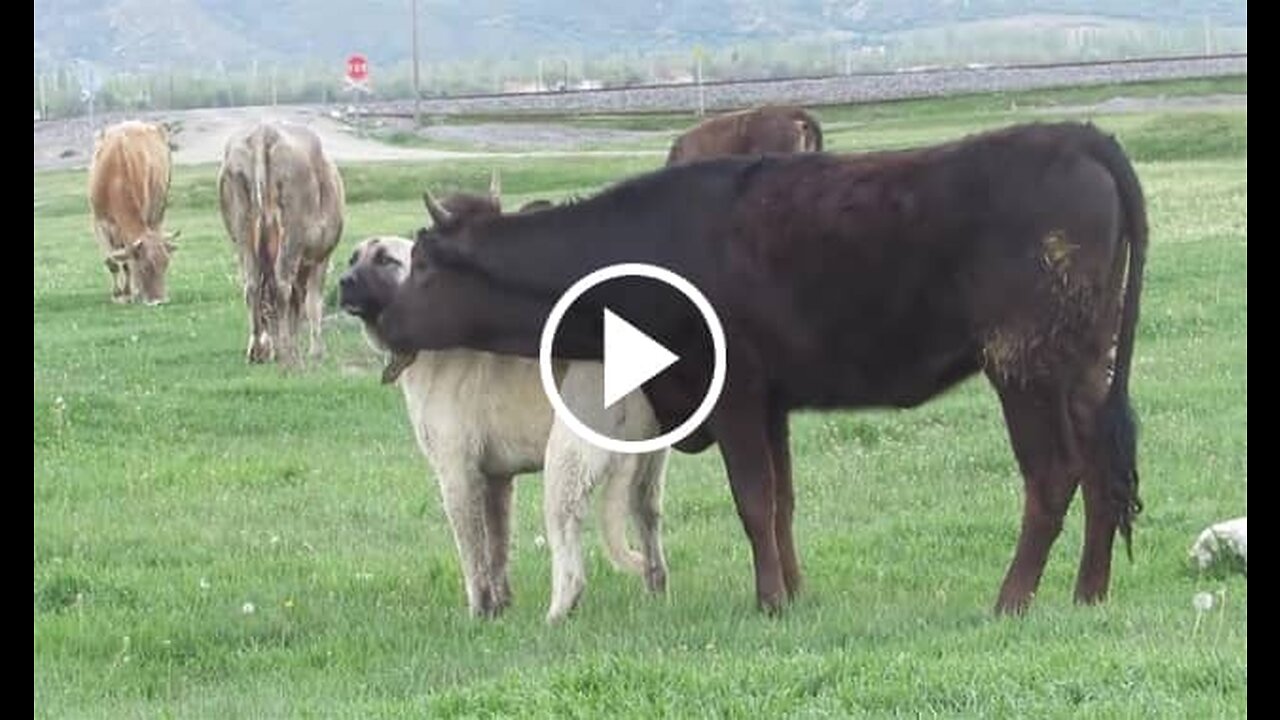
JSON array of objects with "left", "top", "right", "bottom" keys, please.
[
  {"left": 539, "top": 262, "right": 727, "bottom": 454},
  {"left": 602, "top": 309, "right": 679, "bottom": 408}
]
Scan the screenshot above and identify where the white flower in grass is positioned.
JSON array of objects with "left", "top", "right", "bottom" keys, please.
[
  {"left": 533, "top": 535, "right": 546, "bottom": 549},
  {"left": 242, "top": 601, "right": 256, "bottom": 615},
  {"left": 1193, "top": 591, "right": 1216, "bottom": 612}
]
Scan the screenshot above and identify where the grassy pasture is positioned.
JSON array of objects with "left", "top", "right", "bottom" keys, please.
[{"left": 34, "top": 84, "right": 1246, "bottom": 717}]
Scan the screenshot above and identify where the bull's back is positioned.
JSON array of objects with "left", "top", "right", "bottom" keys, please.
[
  {"left": 715, "top": 124, "right": 1129, "bottom": 405},
  {"left": 218, "top": 122, "right": 344, "bottom": 259},
  {"left": 267, "top": 125, "right": 345, "bottom": 245},
  {"left": 88, "top": 123, "right": 172, "bottom": 238}
]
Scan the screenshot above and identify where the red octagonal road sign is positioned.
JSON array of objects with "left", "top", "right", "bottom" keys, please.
[{"left": 346, "top": 54, "right": 369, "bottom": 83}]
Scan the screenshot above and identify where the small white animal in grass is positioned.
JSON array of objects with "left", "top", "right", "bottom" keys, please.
[{"left": 1189, "top": 516, "right": 1247, "bottom": 574}]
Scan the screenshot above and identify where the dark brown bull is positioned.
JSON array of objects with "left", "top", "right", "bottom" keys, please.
[
  {"left": 666, "top": 105, "right": 824, "bottom": 165},
  {"left": 378, "top": 121, "right": 1148, "bottom": 617}
]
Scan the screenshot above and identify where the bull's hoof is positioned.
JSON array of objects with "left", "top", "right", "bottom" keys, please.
[
  {"left": 993, "top": 593, "right": 1033, "bottom": 617},
  {"left": 645, "top": 564, "right": 668, "bottom": 594},
  {"left": 471, "top": 585, "right": 508, "bottom": 620},
  {"left": 757, "top": 591, "right": 787, "bottom": 616},
  {"left": 1073, "top": 587, "right": 1109, "bottom": 606},
  {"left": 491, "top": 577, "right": 512, "bottom": 613}
]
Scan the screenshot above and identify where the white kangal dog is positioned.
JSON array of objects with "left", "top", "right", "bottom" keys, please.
[{"left": 339, "top": 192, "right": 670, "bottom": 622}]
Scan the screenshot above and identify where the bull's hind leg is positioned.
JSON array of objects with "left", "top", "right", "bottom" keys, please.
[
  {"left": 271, "top": 237, "right": 307, "bottom": 369},
  {"left": 989, "top": 379, "right": 1082, "bottom": 615},
  {"left": 1071, "top": 359, "right": 1125, "bottom": 605},
  {"left": 713, "top": 379, "right": 786, "bottom": 614},
  {"left": 767, "top": 403, "right": 802, "bottom": 599},
  {"left": 303, "top": 259, "right": 330, "bottom": 364}
]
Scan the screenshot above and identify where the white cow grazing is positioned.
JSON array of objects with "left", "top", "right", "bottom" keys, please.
[
  {"left": 217, "top": 121, "right": 345, "bottom": 367},
  {"left": 1189, "top": 516, "right": 1247, "bottom": 574},
  {"left": 339, "top": 231, "right": 670, "bottom": 622}
]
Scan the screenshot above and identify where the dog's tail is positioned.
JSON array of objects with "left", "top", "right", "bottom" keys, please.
[{"left": 598, "top": 466, "right": 645, "bottom": 575}]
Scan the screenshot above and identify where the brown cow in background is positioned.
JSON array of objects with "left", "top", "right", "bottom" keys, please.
[
  {"left": 87, "top": 120, "right": 179, "bottom": 305},
  {"left": 217, "top": 121, "right": 345, "bottom": 367},
  {"left": 665, "top": 105, "right": 824, "bottom": 165}
]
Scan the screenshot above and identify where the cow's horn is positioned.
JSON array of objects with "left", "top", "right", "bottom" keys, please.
[
  {"left": 489, "top": 169, "right": 501, "bottom": 202},
  {"left": 423, "top": 191, "right": 452, "bottom": 227}
]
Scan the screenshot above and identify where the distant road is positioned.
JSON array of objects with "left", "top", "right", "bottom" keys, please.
[{"left": 363, "top": 53, "right": 1247, "bottom": 117}]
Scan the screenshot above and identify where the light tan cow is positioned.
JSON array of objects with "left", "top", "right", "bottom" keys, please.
[
  {"left": 217, "top": 121, "right": 345, "bottom": 367},
  {"left": 87, "top": 120, "right": 178, "bottom": 305}
]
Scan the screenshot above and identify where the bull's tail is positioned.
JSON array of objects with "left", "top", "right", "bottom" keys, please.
[
  {"left": 250, "top": 127, "right": 279, "bottom": 317},
  {"left": 1089, "top": 127, "right": 1149, "bottom": 559}
]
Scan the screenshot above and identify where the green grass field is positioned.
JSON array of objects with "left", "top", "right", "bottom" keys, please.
[{"left": 34, "top": 83, "right": 1247, "bottom": 717}]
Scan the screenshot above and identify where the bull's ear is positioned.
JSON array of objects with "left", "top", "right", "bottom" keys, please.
[
  {"left": 488, "top": 169, "right": 502, "bottom": 205},
  {"left": 165, "top": 229, "right": 182, "bottom": 250},
  {"left": 129, "top": 238, "right": 145, "bottom": 256},
  {"left": 107, "top": 246, "right": 132, "bottom": 262},
  {"left": 423, "top": 190, "right": 453, "bottom": 228}
]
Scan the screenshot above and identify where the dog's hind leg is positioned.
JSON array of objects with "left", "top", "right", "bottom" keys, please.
[
  {"left": 631, "top": 449, "right": 670, "bottom": 594},
  {"left": 543, "top": 423, "right": 596, "bottom": 624}
]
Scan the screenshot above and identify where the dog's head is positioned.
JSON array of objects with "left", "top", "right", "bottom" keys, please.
[{"left": 338, "top": 235, "right": 414, "bottom": 352}]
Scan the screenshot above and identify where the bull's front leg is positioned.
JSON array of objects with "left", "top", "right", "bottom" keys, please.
[
  {"left": 104, "top": 257, "right": 130, "bottom": 304},
  {"left": 712, "top": 381, "right": 787, "bottom": 614}
]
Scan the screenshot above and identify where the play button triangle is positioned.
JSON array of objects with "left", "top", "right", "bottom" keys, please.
[{"left": 602, "top": 308, "right": 679, "bottom": 408}]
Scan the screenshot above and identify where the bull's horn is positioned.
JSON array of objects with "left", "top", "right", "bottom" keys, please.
[
  {"left": 107, "top": 246, "right": 132, "bottom": 262},
  {"left": 381, "top": 352, "right": 417, "bottom": 385},
  {"left": 423, "top": 190, "right": 452, "bottom": 228},
  {"left": 489, "top": 169, "right": 502, "bottom": 203}
]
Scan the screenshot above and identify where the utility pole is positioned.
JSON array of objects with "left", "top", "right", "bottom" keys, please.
[
  {"left": 411, "top": 0, "right": 421, "bottom": 124},
  {"left": 693, "top": 45, "right": 705, "bottom": 117},
  {"left": 37, "top": 71, "right": 47, "bottom": 119}
]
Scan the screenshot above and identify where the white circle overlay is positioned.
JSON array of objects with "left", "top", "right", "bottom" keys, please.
[{"left": 538, "top": 262, "right": 727, "bottom": 454}]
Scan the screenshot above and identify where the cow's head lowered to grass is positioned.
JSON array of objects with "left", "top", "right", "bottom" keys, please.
[{"left": 105, "top": 230, "right": 180, "bottom": 305}]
